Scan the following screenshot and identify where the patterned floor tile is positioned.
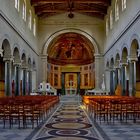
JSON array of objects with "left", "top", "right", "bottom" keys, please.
[
  {"left": 0, "top": 95, "right": 140, "bottom": 140},
  {"left": 32, "top": 103, "right": 101, "bottom": 140}
]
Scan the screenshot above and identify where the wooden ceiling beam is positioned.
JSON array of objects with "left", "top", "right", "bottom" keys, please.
[
  {"left": 39, "top": 12, "right": 105, "bottom": 19},
  {"left": 31, "top": 0, "right": 111, "bottom": 6},
  {"left": 36, "top": 9, "right": 106, "bottom": 15},
  {"left": 37, "top": 9, "right": 105, "bottom": 13},
  {"left": 31, "top": 0, "right": 111, "bottom": 19},
  {"left": 31, "top": 0, "right": 66, "bottom": 6}
]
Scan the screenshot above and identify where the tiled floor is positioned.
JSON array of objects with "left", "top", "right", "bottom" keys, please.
[
  {"left": 31, "top": 102, "right": 101, "bottom": 140},
  {"left": 0, "top": 127, "right": 32, "bottom": 140},
  {"left": 0, "top": 95, "right": 140, "bottom": 140},
  {"left": 94, "top": 120, "right": 140, "bottom": 140}
]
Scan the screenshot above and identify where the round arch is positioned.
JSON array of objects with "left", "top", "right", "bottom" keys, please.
[
  {"left": 28, "top": 57, "right": 32, "bottom": 69},
  {"left": 21, "top": 53, "right": 27, "bottom": 67},
  {"left": 115, "top": 53, "right": 120, "bottom": 68},
  {"left": 110, "top": 57, "right": 114, "bottom": 68},
  {"left": 121, "top": 46, "right": 128, "bottom": 63},
  {"left": 130, "top": 39, "right": 139, "bottom": 57},
  {"left": 32, "top": 59, "right": 36, "bottom": 70},
  {"left": 2, "top": 39, "right": 11, "bottom": 58},
  {"left": 106, "top": 61, "right": 110, "bottom": 69},
  {"left": 42, "top": 28, "right": 100, "bottom": 55},
  {"left": 13, "top": 47, "right": 20, "bottom": 63},
  {"left": 129, "top": 34, "right": 140, "bottom": 51}
]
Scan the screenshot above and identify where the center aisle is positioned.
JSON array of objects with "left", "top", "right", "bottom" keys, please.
[{"left": 32, "top": 95, "right": 103, "bottom": 140}]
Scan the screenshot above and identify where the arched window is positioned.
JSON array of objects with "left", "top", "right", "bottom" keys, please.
[
  {"left": 33, "top": 18, "right": 36, "bottom": 36},
  {"left": 22, "top": 0, "right": 26, "bottom": 21},
  {"left": 115, "top": 0, "right": 119, "bottom": 21},
  {"left": 106, "top": 18, "right": 109, "bottom": 36},
  {"left": 122, "top": 0, "right": 126, "bottom": 11},
  {"left": 15, "top": 0, "right": 19, "bottom": 11},
  {"left": 110, "top": 10, "right": 113, "bottom": 29},
  {"left": 28, "top": 10, "right": 32, "bottom": 29}
]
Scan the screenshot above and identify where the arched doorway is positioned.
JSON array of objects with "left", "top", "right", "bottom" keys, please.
[{"left": 45, "top": 33, "right": 95, "bottom": 95}]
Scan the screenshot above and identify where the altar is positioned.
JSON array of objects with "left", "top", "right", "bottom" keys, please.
[
  {"left": 65, "top": 88, "right": 77, "bottom": 94},
  {"left": 65, "top": 80, "right": 77, "bottom": 95}
]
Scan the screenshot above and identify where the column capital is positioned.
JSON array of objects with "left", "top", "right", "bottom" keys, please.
[
  {"left": 21, "top": 65, "right": 28, "bottom": 70},
  {"left": 120, "top": 57, "right": 128, "bottom": 63},
  {"left": 41, "top": 55, "right": 47, "bottom": 60},
  {"left": 3, "top": 56, "right": 14, "bottom": 62},
  {"left": 106, "top": 67, "right": 115, "bottom": 72},
  {"left": 94, "top": 53, "right": 103, "bottom": 59},
  {"left": 114, "top": 66, "right": 120, "bottom": 69},
  {"left": 13, "top": 62, "right": 21, "bottom": 67},
  {"left": 127, "top": 56, "right": 138, "bottom": 62},
  {"left": 120, "top": 62, "right": 128, "bottom": 67}
]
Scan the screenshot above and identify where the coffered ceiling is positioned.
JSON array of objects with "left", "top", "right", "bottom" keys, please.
[{"left": 30, "top": 0, "right": 111, "bottom": 19}]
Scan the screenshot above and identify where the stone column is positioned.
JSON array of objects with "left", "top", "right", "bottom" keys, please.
[
  {"left": 115, "top": 69, "right": 119, "bottom": 86},
  {"left": 3, "top": 57, "right": 12, "bottom": 96},
  {"left": 110, "top": 68, "right": 114, "bottom": 95},
  {"left": 117, "top": 68, "right": 121, "bottom": 85},
  {"left": 61, "top": 72, "right": 65, "bottom": 95},
  {"left": 28, "top": 69, "right": 32, "bottom": 94},
  {"left": 94, "top": 54, "right": 103, "bottom": 89},
  {"left": 114, "top": 68, "right": 119, "bottom": 90},
  {"left": 120, "top": 63, "right": 127, "bottom": 96},
  {"left": 128, "top": 57, "right": 137, "bottom": 96},
  {"left": 22, "top": 67, "right": 27, "bottom": 96},
  {"left": 26, "top": 69, "right": 30, "bottom": 95},
  {"left": 14, "top": 63, "right": 21, "bottom": 96},
  {"left": 32, "top": 69, "right": 37, "bottom": 92},
  {"left": 77, "top": 72, "right": 81, "bottom": 94},
  {"left": 41, "top": 55, "right": 47, "bottom": 82},
  {"left": 105, "top": 68, "right": 110, "bottom": 93}
]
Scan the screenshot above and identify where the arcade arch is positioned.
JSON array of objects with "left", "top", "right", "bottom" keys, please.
[
  {"left": 105, "top": 36, "right": 140, "bottom": 97},
  {"left": 0, "top": 36, "right": 36, "bottom": 97},
  {"left": 41, "top": 31, "right": 101, "bottom": 95}
]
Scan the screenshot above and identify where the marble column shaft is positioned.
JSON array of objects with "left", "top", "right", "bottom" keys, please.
[
  {"left": 110, "top": 70, "right": 114, "bottom": 95},
  {"left": 14, "top": 64, "right": 20, "bottom": 96},
  {"left": 77, "top": 72, "right": 81, "bottom": 94},
  {"left": 114, "top": 68, "right": 119, "bottom": 89},
  {"left": 94, "top": 54, "right": 103, "bottom": 89},
  {"left": 41, "top": 56, "right": 47, "bottom": 82},
  {"left": 61, "top": 73, "right": 65, "bottom": 95},
  {"left": 22, "top": 68, "right": 27, "bottom": 95},
  {"left": 28, "top": 70, "right": 32, "bottom": 93},
  {"left": 120, "top": 65, "right": 126, "bottom": 96},
  {"left": 129, "top": 61, "right": 136, "bottom": 96},
  {"left": 4, "top": 59, "right": 12, "bottom": 96}
]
